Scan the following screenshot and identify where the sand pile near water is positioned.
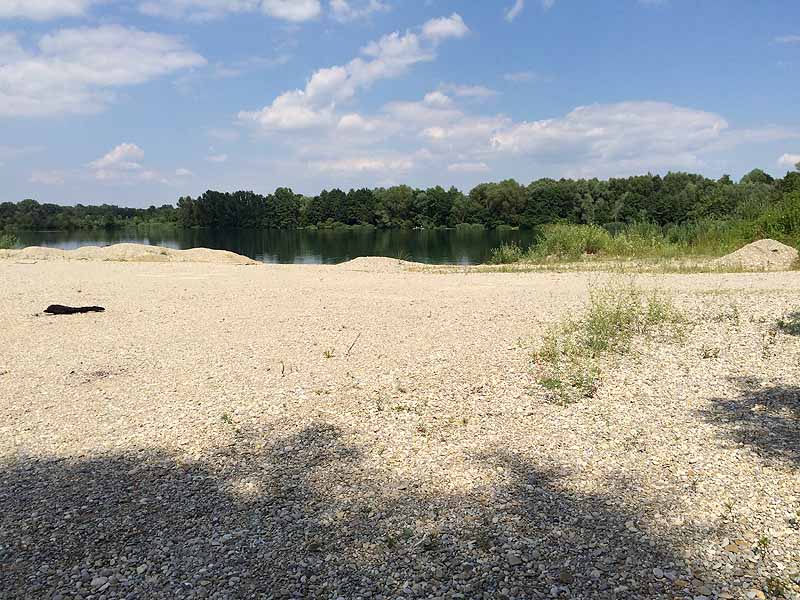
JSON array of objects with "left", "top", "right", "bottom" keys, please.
[
  {"left": 0, "top": 243, "right": 257, "bottom": 265},
  {"left": 336, "top": 256, "right": 426, "bottom": 272},
  {"left": 714, "top": 239, "right": 799, "bottom": 271}
]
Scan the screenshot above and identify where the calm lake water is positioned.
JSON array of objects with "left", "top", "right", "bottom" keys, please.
[{"left": 14, "top": 228, "right": 538, "bottom": 265}]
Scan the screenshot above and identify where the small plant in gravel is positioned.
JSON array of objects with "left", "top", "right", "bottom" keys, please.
[
  {"left": 713, "top": 303, "right": 741, "bottom": 324},
  {"left": 776, "top": 311, "right": 800, "bottom": 336},
  {"left": 534, "top": 283, "right": 684, "bottom": 404},
  {"left": 221, "top": 412, "right": 234, "bottom": 425},
  {"left": 701, "top": 345, "right": 721, "bottom": 359},
  {"left": 323, "top": 348, "right": 335, "bottom": 359},
  {"left": 766, "top": 576, "right": 788, "bottom": 598}
]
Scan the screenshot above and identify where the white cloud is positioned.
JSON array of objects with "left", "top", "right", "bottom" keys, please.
[
  {"left": 88, "top": 143, "right": 146, "bottom": 181},
  {"left": 0, "top": 0, "right": 93, "bottom": 20},
  {"left": 175, "top": 167, "right": 194, "bottom": 176},
  {"left": 505, "top": 0, "right": 524, "bottom": 22},
  {"left": 262, "top": 0, "right": 320, "bottom": 21},
  {"left": 775, "top": 35, "right": 800, "bottom": 44},
  {"left": 239, "top": 16, "right": 466, "bottom": 132},
  {"left": 489, "top": 101, "right": 728, "bottom": 174},
  {"left": 542, "top": 0, "right": 555, "bottom": 9},
  {"left": 448, "top": 162, "right": 489, "bottom": 173},
  {"left": 139, "top": 0, "right": 321, "bottom": 21},
  {"left": 0, "top": 26, "right": 205, "bottom": 117},
  {"left": 206, "top": 153, "right": 229, "bottom": 163},
  {"left": 330, "top": 0, "right": 389, "bottom": 22},
  {"left": 423, "top": 91, "right": 452, "bottom": 108},
  {"left": 778, "top": 153, "right": 800, "bottom": 168},
  {"left": 421, "top": 13, "right": 469, "bottom": 43},
  {"left": 89, "top": 143, "right": 145, "bottom": 171},
  {"left": 314, "top": 156, "right": 413, "bottom": 173}
]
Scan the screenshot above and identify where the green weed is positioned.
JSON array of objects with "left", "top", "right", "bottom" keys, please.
[{"left": 534, "top": 283, "right": 683, "bottom": 404}]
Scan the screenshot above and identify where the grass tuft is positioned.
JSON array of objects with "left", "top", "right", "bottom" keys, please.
[{"left": 534, "top": 282, "right": 684, "bottom": 405}]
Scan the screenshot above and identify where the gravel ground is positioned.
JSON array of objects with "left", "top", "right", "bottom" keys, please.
[{"left": 0, "top": 258, "right": 798, "bottom": 600}]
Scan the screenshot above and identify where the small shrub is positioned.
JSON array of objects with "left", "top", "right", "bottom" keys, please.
[
  {"left": 0, "top": 233, "right": 17, "bottom": 249},
  {"left": 529, "top": 224, "right": 612, "bottom": 260},
  {"left": 489, "top": 241, "right": 524, "bottom": 264}
]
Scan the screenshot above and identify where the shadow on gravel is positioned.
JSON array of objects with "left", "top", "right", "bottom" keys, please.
[
  {"left": 701, "top": 378, "right": 800, "bottom": 467},
  {"left": 2, "top": 423, "right": 713, "bottom": 599}
]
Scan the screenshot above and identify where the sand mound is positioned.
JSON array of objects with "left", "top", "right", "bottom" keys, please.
[
  {"left": 715, "top": 239, "right": 799, "bottom": 271},
  {"left": 0, "top": 243, "right": 257, "bottom": 265},
  {"left": 336, "top": 256, "right": 426, "bottom": 272}
]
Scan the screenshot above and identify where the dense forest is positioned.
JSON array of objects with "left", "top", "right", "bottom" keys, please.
[{"left": 2, "top": 167, "right": 799, "bottom": 242}]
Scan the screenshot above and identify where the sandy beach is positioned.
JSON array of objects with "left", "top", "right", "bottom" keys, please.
[{"left": 1, "top": 255, "right": 798, "bottom": 599}]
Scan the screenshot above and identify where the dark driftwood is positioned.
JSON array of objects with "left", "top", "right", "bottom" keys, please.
[{"left": 44, "top": 305, "right": 105, "bottom": 315}]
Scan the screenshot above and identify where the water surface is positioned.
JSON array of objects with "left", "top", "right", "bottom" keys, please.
[{"left": 14, "top": 228, "right": 537, "bottom": 265}]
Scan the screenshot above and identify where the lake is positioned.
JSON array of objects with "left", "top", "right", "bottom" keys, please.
[{"left": 13, "top": 228, "right": 538, "bottom": 265}]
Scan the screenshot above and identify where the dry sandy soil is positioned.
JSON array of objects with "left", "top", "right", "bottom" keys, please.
[{"left": 0, "top": 255, "right": 798, "bottom": 599}]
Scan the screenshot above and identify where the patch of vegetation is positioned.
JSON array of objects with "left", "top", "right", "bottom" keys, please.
[
  {"left": 489, "top": 241, "right": 524, "bottom": 264},
  {"left": 534, "top": 283, "right": 684, "bottom": 404},
  {"left": 323, "top": 348, "right": 335, "bottom": 359},
  {"left": 776, "top": 311, "right": 800, "bottom": 336},
  {"left": 221, "top": 412, "right": 234, "bottom": 425},
  {"left": 0, "top": 233, "right": 17, "bottom": 249}
]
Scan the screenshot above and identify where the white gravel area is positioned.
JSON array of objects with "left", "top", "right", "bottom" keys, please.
[{"left": 0, "top": 258, "right": 798, "bottom": 600}]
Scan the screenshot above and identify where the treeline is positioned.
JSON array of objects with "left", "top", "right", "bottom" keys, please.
[
  {"left": 175, "top": 169, "right": 800, "bottom": 230},
  {"left": 3, "top": 167, "right": 799, "bottom": 235},
  {"left": 0, "top": 200, "right": 176, "bottom": 231}
]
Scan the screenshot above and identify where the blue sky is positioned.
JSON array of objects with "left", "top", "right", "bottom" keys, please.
[{"left": 1, "top": 0, "right": 799, "bottom": 207}]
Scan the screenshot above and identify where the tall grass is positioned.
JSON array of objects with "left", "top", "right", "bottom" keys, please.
[
  {"left": 489, "top": 241, "right": 524, "bottom": 264},
  {"left": 490, "top": 206, "right": 800, "bottom": 264}
]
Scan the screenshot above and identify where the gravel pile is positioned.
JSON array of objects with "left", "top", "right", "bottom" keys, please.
[
  {"left": 0, "top": 261, "right": 798, "bottom": 599},
  {"left": 0, "top": 243, "right": 258, "bottom": 265},
  {"left": 715, "top": 239, "right": 799, "bottom": 271}
]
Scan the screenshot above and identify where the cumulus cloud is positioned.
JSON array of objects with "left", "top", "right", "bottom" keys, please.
[
  {"left": 330, "top": 0, "right": 389, "bottom": 22},
  {"left": 779, "top": 153, "right": 800, "bottom": 168},
  {"left": 775, "top": 35, "right": 800, "bottom": 44},
  {"left": 239, "top": 15, "right": 466, "bottom": 131},
  {"left": 489, "top": 101, "right": 729, "bottom": 174},
  {"left": 0, "top": 26, "right": 205, "bottom": 117},
  {"left": 206, "top": 153, "right": 229, "bottom": 163},
  {"left": 0, "top": 0, "right": 93, "bottom": 20},
  {"left": 505, "top": 0, "right": 524, "bottom": 22},
  {"left": 138, "top": 0, "right": 321, "bottom": 21},
  {"left": 421, "top": 13, "right": 469, "bottom": 43},
  {"left": 262, "top": 0, "right": 320, "bottom": 21},
  {"left": 88, "top": 143, "right": 146, "bottom": 180}
]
